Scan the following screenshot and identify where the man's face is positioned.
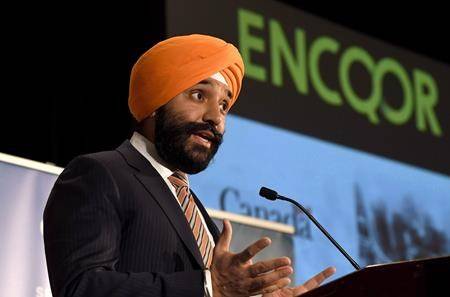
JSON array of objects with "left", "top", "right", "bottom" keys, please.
[{"left": 154, "top": 77, "right": 233, "bottom": 174}]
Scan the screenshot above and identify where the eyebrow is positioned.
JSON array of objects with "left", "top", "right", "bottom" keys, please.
[{"left": 197, "top": 79, "right": 233, "bottom": 99}]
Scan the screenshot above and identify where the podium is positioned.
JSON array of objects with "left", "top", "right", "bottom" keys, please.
[{"left": 302, "top": 256, "right": 450, "bottom": 297}]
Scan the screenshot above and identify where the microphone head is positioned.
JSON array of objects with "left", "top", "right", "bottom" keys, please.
[{"left": 259, "top": 187, "right": 278, "bottom": 201}]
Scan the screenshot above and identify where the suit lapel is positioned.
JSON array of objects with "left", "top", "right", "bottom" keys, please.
[{"left": 116, "top": 140, "right": 205, "bottom": 268}]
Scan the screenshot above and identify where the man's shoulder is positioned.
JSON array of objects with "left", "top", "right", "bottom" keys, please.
[
  {"left": 64, "top": 141, "right": 131, "bottom": 175},
  {"left": 82, "top": 149, "right": 122, "bottom": 165}
]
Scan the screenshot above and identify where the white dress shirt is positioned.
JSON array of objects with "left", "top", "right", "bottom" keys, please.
[{"left": 130, "top": 131, "right": 215, "bottom": 297}]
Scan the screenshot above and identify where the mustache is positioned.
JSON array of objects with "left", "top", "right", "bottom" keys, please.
[{"left": 184, "top": 122, "right": 223, "bottom": 145}]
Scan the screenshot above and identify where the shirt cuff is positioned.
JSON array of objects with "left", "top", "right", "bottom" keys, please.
[
  {"left": 204, "top": 269, "right": 213, "bottom": 297},
  {"left": 204, "top": 269, "right": 263, "bottom": 297}
]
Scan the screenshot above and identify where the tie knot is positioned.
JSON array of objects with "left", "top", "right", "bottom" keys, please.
[{"left": 168, "top": 171, "right": 188, "bottom": 189}]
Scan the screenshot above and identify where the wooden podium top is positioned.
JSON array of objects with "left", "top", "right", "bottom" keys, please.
[{"left": 302, "top": 255, "right": 450, "bottom": 297}]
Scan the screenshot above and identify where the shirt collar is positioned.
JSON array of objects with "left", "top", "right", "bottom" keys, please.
[{"left": 130, "top": 131, "right": 189, "bottom": 185}]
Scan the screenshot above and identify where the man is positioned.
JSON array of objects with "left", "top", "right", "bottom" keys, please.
[{"left": 44, "top": 34, "right": 335, "bottom": 297}]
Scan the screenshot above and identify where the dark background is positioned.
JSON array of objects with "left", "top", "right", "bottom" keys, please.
[{"left": 2, "top": 1, "right": 448, "bottom": 169}]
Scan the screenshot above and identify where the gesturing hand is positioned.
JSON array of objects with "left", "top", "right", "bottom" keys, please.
[
  {"left": 262, "top": 266, "right": 336, "bottom": 297},
  {"left": 211, "top": 220, "right": 293, "bottom": 297}
]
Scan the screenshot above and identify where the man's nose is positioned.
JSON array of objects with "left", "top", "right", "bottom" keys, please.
[{"left": 203, "top": 101, "right": 222, "bottom": 128}]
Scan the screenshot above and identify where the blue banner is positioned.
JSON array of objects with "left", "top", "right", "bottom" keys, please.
[{"left": 190, "top": 114, "right": 450, "bottom": 283}]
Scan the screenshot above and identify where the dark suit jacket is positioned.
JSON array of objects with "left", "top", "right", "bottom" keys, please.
[{"left": 44, "top": 139, "right": 220, "bottom": 297}]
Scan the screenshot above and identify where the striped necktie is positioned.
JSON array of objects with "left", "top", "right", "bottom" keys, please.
[{"left": 168, "top": 171, "right": 214, "bottom": 268}]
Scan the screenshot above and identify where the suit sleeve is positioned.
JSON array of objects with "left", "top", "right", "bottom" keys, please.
[{"left": 43, "top": 155, "right": 205, "bottom": 297}]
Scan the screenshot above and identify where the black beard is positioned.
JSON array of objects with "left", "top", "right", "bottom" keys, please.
[{"left": 154, "top": 107, "right": 223, "bottom": 174}]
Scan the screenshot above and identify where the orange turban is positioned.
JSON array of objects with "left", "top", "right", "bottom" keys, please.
[{"left": 128, "top": 34, "right": 245, "bottom": 122}]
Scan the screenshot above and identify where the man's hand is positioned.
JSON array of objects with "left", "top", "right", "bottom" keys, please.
[
  {"left": 211, "top": 220, "right": 293, "bottom": 297},
  {"left": 262, "top": 266, "right": 336, "bottom": 297}
]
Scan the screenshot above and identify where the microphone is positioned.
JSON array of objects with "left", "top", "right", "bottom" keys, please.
[{"left": 259, "top": 186, "right": 361, "bottom": 270}]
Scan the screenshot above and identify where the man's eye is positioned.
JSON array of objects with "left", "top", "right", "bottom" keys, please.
[
  {"left": 221, "top": 101, "right": 229, "bottom": 112},
  {"left": 191, "top": 92, "right": 203, "bottom": 100}
]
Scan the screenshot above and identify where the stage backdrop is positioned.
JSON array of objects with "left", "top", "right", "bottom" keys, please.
[
  {"left": 0, "top": 155, "right": 60, "bottom": 297},
  {"left": 166, "top": 0, "right": 450, "bottom": 284}
]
